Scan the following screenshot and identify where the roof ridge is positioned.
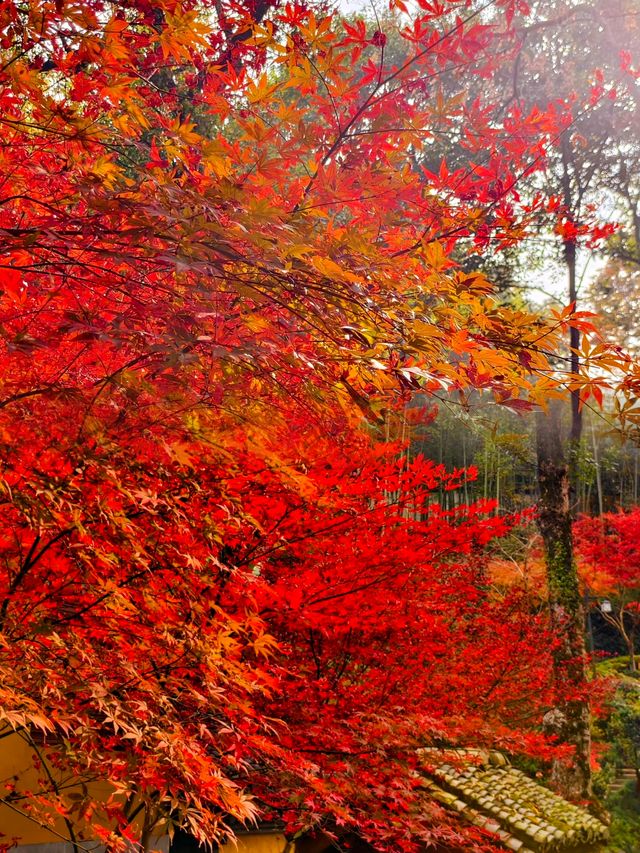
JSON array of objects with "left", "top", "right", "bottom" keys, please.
[{"left": 418, "top": 750, "right": 609, "bottom": 852}]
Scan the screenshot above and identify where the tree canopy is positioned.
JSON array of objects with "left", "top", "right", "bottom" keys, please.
[{"left": 1, "top": 0, "right": 639, "bottom": 850}]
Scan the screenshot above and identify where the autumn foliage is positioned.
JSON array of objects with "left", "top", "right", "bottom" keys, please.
[
  {"left": 575, "top": 509, "right": 640, "bottom": 671},
  {"left": 0, "top": 403, "right": 562, "bottom": 849},
  {"left": 0, "top": 0, "right": 627, "bottom": 849}
]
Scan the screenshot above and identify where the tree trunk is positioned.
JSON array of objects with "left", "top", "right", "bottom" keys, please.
[
  {"left": 560, "top": 136, "right": 582, "bottom": 457},
  {"left": 536, "top": 403, "right": 591, "bottom": 800},
  {"left": 170, "top": 828, "right": 219, "bottom": 853},
  {"left": 628, "top": 622, "right": 637, "bottom": 673},
  {"left": 591, "top": 421, "right": 604, "bottom": 517},
  {"left": 534, "top": 139, "right": 592, "bottom": 800}
]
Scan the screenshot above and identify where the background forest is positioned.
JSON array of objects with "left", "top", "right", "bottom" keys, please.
[{"left": 395, "top": 0, "right": 640, "bottom": 843}]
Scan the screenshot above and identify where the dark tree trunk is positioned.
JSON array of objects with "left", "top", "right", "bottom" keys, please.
[
  {"left": 170, "top": 828, "right": 218, "bottom": 853},
  {"left": 534, "top": 136, "right": 592, "bottom": 801},
  {"left": 536, "top": 403, "right": 591, "bottom": 800},
  {"left": 560, "top": 136, "right": 583, "bottom": 509},
  {"left": 627, "top": 622, "right": 637, "bottom": 673}
]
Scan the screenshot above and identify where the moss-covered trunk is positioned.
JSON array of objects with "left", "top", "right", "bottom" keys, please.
[{"left": 536, "top": 403, "right": 591, "bottom": 800}]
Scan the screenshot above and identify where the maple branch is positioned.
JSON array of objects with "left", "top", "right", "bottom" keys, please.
[
  {"left": 308, "top": 628, "right": 323, "bottom": 680},
  {"left": 291, "top": 0, "right": 497, "bottom": 211},
  {"left": 0, "top": 534, "right": 43, "bottom": 629},
  {"left": 0, "top": 798, "right": 96, "bottom": 851},
  {"left": 0, "top": 353, "right": 152, "bottom": 413},
  {"left": 0, "top": 387, "right": 61, "bottom": 410},
  {"left": 243, "top": 485, "right": 469, "bottom": 571},
  {"left": 46, "top": 566, "right": 150, "bottom": 630},
  {"left": 21, "top": 730, "right": 82, "bottom": 853},
  {"left": 0, "top": 194, "right": 71, "bottom": 218},
  {"left": 390, "top": 96, "right": 598, "bottom": 257},
  {"left": 295, "top": 748, "right": 374, "bottom": 756}
]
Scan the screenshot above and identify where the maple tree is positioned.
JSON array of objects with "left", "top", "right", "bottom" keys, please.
[
  {"left": 0, "top": 400, "right": 565, "bottom": 851},
  {"left": 0, "top": 0, "right": 636, "bottom": 849},
  {"left": 244, "top": 424, "right": 562, "bottom": 848},
  {"left": 575, "top": 509, "right": 640, "bottom": 674}
]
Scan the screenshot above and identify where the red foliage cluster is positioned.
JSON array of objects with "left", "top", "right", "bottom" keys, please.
[
  {"left": 575, "top": 509, "right": 640, "bottom": 595},
  {"left": 0, "top": 392, "right": 561, "bottom": 848},
  {"left": 0, "top": 0, "right": 612, "bottom": 848},
  {"left": 575, "top": 510, "right": 640, "bottom": 673}
]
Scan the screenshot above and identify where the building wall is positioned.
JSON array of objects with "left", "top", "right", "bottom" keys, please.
[
  {"left": 0, "top": 732, "right": 114, "bottom": 845},
  {"left": 0, "top": 734, "right": 290, "bottom": 853}
]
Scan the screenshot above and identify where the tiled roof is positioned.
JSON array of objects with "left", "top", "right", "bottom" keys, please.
[{"left": 419, "top": 750, "right": 609, "bottom": 852}]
